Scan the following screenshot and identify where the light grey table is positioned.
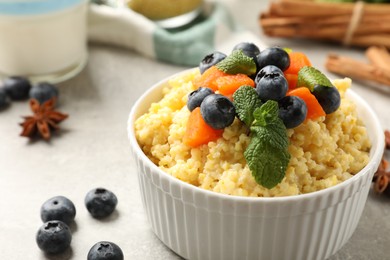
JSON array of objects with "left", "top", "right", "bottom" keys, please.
[{"left": 0, "top": 1, "right": 389, "bottom": 259}]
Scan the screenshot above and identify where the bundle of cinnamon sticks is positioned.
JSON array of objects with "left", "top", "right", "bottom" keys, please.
[
  {"left": 260, "top": 0, "right": 390, "bottom": 48},
  {"left": 326, "top": 46, "right": 390, "bottom": 86}
]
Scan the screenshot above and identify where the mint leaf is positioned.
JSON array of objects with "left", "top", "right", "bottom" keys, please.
[
  {"left": 251, "top": 101, "right": 289, "bottom": 149},
  {"left": 283, "top": 47, "right": 292, "bottom": 54},
  {"left": 245, "top": 141, "right": 290, "bottom": 189},
  {"left": 233, "top": 86, "right": 262, "bottom": 126},
  {"left": 297, "top": 66, "right": 333, "bottom": 91},
  {"left": 244, "top": 100, "right": 290, "bottom": 189},
  {"left": 251, "top": 125, "right": 289, "bottom": 151},
  {"left": 216, "top": 50, "right": 257, "bottom": 75},
  {"left": 252, "top": 100, "right": 279, "bottom": 127}
]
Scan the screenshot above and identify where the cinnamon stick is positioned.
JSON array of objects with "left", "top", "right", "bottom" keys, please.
[
  {"left": 325, "top": 54, "right": 390, "bottom": 86},
  {"left": 260, "top": 0, "right": 390, "bottom": 48},
  {"left": 261, "top": 13, "right": 390, "bottom": 28},
  {"left": 365, "top": 46, "right": 390, "bottom": 73},
  {"left": 351, "top": 35, "right": 390, "bottom": 49},
  {"left": 262, "top": 22, "right": 390, "bottom": 38},
  {"left": 270, "top": 0, "right": 390, "bottom": 17}
]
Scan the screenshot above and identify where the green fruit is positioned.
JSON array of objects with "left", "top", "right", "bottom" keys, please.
[{"left": 128, "top": 0, "right": 202, "bottom": 20}]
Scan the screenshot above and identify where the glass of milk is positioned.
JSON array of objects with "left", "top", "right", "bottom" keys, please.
[{"left": 0, "top": 0, "right": 88, "bottom": 83}]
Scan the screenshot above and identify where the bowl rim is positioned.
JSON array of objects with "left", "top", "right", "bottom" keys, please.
[{"left": 128, "top": 68, "right": 384, "bottom": 203}]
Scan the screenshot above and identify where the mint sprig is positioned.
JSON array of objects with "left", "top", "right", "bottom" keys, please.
[
  {"left": 252, "top": 104, "right": 289, "bottom": 150},
  {"left": 233, "top": 86, "right": 290, "bottom": 189},
  {"left": 232, "top": 86, "right": 262, "bottom": 126},
  {"left": 297, "top": 66, "right": 333, "bottom": 91},
  {"left": 216, "top": 50, "right": 257, "bottom": 75}
]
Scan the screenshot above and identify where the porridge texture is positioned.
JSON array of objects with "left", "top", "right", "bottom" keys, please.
[{"left": 134, "top": 69, "right": 371, "bottom": 197}]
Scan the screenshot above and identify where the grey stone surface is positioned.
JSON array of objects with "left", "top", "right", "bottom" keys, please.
[{"left": 0, "top": 1, "right": 389, "bottom": 259}]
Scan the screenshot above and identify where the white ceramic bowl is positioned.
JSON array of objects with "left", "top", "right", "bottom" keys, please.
[{"left": 128, "top": 70, "right": 384, "bottom": 260}]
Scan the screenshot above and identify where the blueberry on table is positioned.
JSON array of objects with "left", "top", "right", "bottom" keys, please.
[
  {"left": 200, "top": 94, "right": 236, "bottom": 130},
  {"left": 199, "top": 51, "right": 227, "bottom": 74},
  {"left": 278, "top": 95, "right": 307, "bottom": 129},
  {"left": 85, "top": 188, "right": 118, "bottom": 218},
  {"left": 29, "top": 82, "right": 59, "bottom": 104},
  {"left": 232, "top": 42, "right": 260, "bottom": 62},
  {"left": 40, "top": 196, "right": 76, "bottom": 225},
  {"left": 255, "top": 65, "right": 283, "bottom": 84},
  {"left": 36, "top": 220, "right": 72, "bottom": 254},
  {"left": 256, "top": 73, "right": 288, "bottom": 101},
  {"left": 0, "top": 88, "right": 10, "bottom": 109},
  {"left": 187, "top": 87, "right": 214, "bottom": 112},
  {"left": 256, "top": 47, "right": 290, "bottom": 71},
  {"left": 2, "top": 76, "right": 31, "bottom": 100},
  {"left": 312, "top": 84, "right": 341, "bottom": 114},
  {"left": 87, "top": 241, "right": 124, "bottom": 260}
]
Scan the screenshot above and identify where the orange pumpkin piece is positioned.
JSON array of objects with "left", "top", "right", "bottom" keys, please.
[
  {"left": 216, "top": 74, "right": 255, "bottom": 96},
  {"left": 284, "top": 52, "right": 311, "bottom": 91},
  {"left": 284, "top": 73, "right": 298, "bottom": 91},
  {"left": 184, "top": 107, "right": 223, "bottom": 147},
  {"left": 287, "top": 87, "right": 325, "bottom": 120},
  {"left": 284, "top": 52, "right": 312, "bottom": 75},
  {"left": 193, "top": 66, "right": 228, "bottom": 91}
]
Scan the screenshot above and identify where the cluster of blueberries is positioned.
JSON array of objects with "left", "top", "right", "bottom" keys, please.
[
  {"left": 189, "top": 42, "right": 341, "bottom": 129},
  {"left": 36, "top": 188, "right": 123, "bottom": 260},
  {"left": 0, "top": 76, "right": 59, "bottom": 109}
]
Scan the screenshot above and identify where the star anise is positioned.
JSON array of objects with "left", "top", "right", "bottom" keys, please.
[{"left": 20, "top": 98, "right": 68, "bottom": 140}]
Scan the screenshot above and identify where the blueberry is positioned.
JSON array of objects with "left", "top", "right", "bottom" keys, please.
[
  {"left": 255, "top": 65, "right": 283, "bottom": 85},
  {"left": 87, "top": 241, "right": 124, "bottom": 260},
  {"left": 232, "top": 42, "right": 260, "bottom": 62},
  {"left": 278, "top": 96, "right": 307, "bottom": 128},
  {"left": 85, "top": 188, "right": 118, "bottom": 218},
  {"left": 312, "top": 85, "right": 341, "bottom": 114},
  {"left": 257, "top": 47, "right": 290, "bottom": 71},
  {"left": 40, "top": 196, "right": 76, "bottom": 225},
  {"left": 187, "top": 87, "right": 214, "bottom": 112},
  {"left": 0, "top": 88, "right": 10, "bottom": 109},
  {"left": 256, "top": 73, "right": 288, "bottom": 101},
  {"left": 29, "top": 82, "right": 59, "bottom": 104},
  {"left": 36, "top": 220, "right": 72, "bottom": 254},
  {"left": 2, "top": 76, "right": 31, "bottom": 100},
  {"left": 200, "top": 94, "right": 236, "bottom": 129},
  {"left": 199, "top": 51, "right": 227, "bottom": 74}
]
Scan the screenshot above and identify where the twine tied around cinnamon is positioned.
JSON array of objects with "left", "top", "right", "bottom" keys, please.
[{"left": 343, "top": 1, "right": 365, "bottom": 46}]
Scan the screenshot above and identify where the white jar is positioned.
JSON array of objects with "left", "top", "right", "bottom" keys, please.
[{"left": 0, "top": 0, "right": 88, "bottom": 83}]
